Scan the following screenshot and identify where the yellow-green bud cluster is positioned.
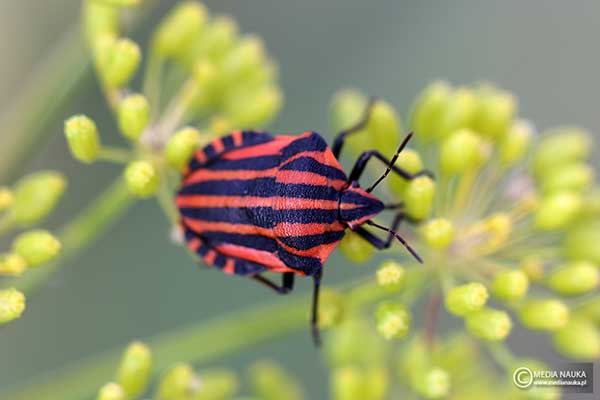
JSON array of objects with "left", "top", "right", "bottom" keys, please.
[
  {"left": 118, "top": 94, "right": 150, "bottom": 141},
  {"left": 518, "top": 299, "right": 570, "bottom": 331},
  {"left": 0, "top": 288, "right": 26, "bottom": 324},
  {"left": 375, "top": 301, "right": 411, "bottom": 340},
  {"left": 116, "top": 341, "right": 152, "bottom": 398},
  {"left": 445, "top": 282, "right": 489, "bottom": 317},
  {"left": 150, "top": 2, "right": 283, "bottom": 129},
  {"left": 376, "top": 260, "right": 405, "bottom": 291},
  {"left": 124, "top": 161, "right": 159, "bottom": 198},
  {"left": 10, "top": 171, "right": 66, "bottom": 225},
  {"left": 339, "top": 230, "right": 374, "bottom": 263},
  {"left": 249, "top": 360, "right": 304, "bottom": 400}
]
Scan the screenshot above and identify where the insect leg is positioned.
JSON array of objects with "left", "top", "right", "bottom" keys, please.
[
  {"left": 252, "top": 272, "right": 295, "bottom": 295},
  {"left": 354, "top": 211, "right": 403, "bottom": 249},
  {"left": 354, "top": 212, "right": 423, "bottom": 263},
  {"left": 346, "top": 146, "right": 434, "bottom": 191},
  {"left": 331, "top": 97, "right": 377, "bottom": 158},
  {"left": 311, "top": 271, "right": 323, "bottom": 346}
]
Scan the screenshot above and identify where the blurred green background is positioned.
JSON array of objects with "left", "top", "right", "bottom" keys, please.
[{"left": 0, "top": 1, "right": 599, "bottom": 398}]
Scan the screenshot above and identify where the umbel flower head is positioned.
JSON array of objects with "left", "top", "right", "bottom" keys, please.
[
  {"left": 67, "top": 0, "right": 282, "bottom": 203},
  {"left": 0, "top": 171, "right": 65, "bottom": 324},
  {"left": 324, "top": 81, "right": 600, "bottom": 399}
]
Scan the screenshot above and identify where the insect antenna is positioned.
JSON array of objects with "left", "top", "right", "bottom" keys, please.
[
  {"left": 366, "top": 132, "right": 414, "bottom": 193},
  {"left": 365, "top": 220, "right": 423, "bottom": 263}
]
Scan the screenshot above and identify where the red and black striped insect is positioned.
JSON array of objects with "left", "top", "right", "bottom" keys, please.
[{"left": 176, "top": 102, "right": 431, "bottom": 344}]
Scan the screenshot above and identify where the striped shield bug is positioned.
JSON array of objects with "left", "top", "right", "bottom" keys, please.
[{"left": 176, "top": 100, "right": 432, "bottom": 345}]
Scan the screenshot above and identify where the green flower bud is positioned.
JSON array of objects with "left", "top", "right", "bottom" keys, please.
[
  {"left": 564, "top": 220, "right": 600, "bottom": 264},
  {"left": 117, "top": 94, "right": 150, "bottom": 141},
  {"left": 409, "top": 81, "right": 452, "bottom": 141},
  {"left": 552, "top": 317, "right": 600, "bottom": 360},
  {"left": 0, "top": 288, "right": 26, "bottom": 324},
  {"left": 546, "top": 261, "right": 599, "bottom": 296},
  {"left": 491, "top": 270, "right": 529, "bottom": 302},
  {"left": 318, "top": 289, "right": 344, "bottom": 329},
  {"left": 437, "top": 88, "right": 478, "bottom": 139},
  {"left": 165, "top": 127, "right": 200, "bottom": 170},
  {"left": 222, "top": 36, "right": 265, "bottom": 83},
  {"left": 439, "top": 129, "right": 483, "bottom": 174},
  {"left": 0, "top": 187, "right": 14, "bottom": 211},
  {"left": 534, "top": 191, "right": 582, "bottom": 230},
  {"left": 375, "top": 302, "right": 411, "bottom": 340},
  {"left": 84, "top": 1, "right": 119, "bottom": 47},
  {"left": 388, "top": 148, "right": 424, "bottom": 196},
  {"left": 533, "top": 127, "right": 592, "bottom": 178},
  {"left": 472, "top": 85, "right": 517, "bottom": 139},
  {"left": 13, "top": 230, "right": 61, "bottom": 267},
  {"left": 191, "top": 16, "right": 238, "bottom": 64},
  {"left": 156, "top": 363, "right": 196, "bottom": 400},
  {"left": 97, "top": 383, "right": 126, "bottom": 400},
  {"left": 330, "top": 89, "right": 369, "bottom": 151},
  {"left": 519, "top": 299, "right": 569, "bottom": 331},
  {"left": 116, "top": 341, "right": 152, "bottom": 398},
  {"left": 339, "top": 230, "right": 374, "bottom": 263},
  {"left": 124, "top": 161, "right": 159, "bottom": 197},
  {"left": 64, "top": 115, "right": 101, "bottom": 163},
  {"left": 249, "top": 360, "right": 303, "bottom": 400},
  {"left": 404, "top": 176, "right": 435, "bottom": 220},
  {"left": 195, "top": 370, "right": 238, "bottom": 400},
  {"left": 465, "top": 308, "right": 512, "bottom": 341},
  {"left": 540, "top": 163, "right": 594, "bottom": 194},
  {"left": 364, "top": 100, "right": 402, "bottom": 153},
  {"left": 10, "top": 171, "right": 66, "bottom": 225},
  {"left": 421, "top": 218, "right": 455, "bottom": 250},
  {"left": 227, "top": 85, "right": 283, "bottom": 129},
  {"left": 412, "top": 367, "right": 451, "bottom": 399},
  {"left": 445, "top": 282, "right": 488, "bottom": 316},
  {"left": 154, "top": 1, "right": 207, "bottom": 57},
  {"left": 376, "top": 260, "right": 405, "bottom": 291},
  {"left": 331, "top": 366, "right": 363, "bottom": 400},
  {"left": 498, "top": 119, "right": 533, "bottom": 167},
  {"left": 0, "top": 253, "right": 27, "bottom": 276},
  {"left": 100, "top": 38, "right": 141, "bottom": 88}
]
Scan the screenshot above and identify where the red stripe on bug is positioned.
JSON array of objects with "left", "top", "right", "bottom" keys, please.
[
  {"left": 275, "top": 222, "right": 344, "bottom": 237},
  {"left": 184, "top": 167, "right": 278, "bottom": 185},
  {"left": 213, "top": 137, "right": 225, "bottom": 153},
  {"left": 177, "top": 195, "right": 361, "bottom": 211},
  {"left": 187, "top": 237, "right": 202, "bottom": 252},
  {"left": 222, "top": 258, "right": 235, "bottom": 274},
  {"left": 232, "top": 130, "right": 243, "bottom": 146},
  {"left": 275, "top": 170, "right": 345, "bottom": 187},
  {"left": 182, "top": 218, "right": 277, "bottom": 238},
  {"left": 203, "top": 249, "right": 217, "bottom": 264},
  {"left": 277, "top": 239, "right": 341, "bottom": 264},
  {"left": 195, "top": 150, "right": 207, "bottom": 164},
  {"left": 214, "top": 243, "right": 300, "bottom": 274},
  {"left": 220, "top": 137, "right": 293, "bottom": 160}
]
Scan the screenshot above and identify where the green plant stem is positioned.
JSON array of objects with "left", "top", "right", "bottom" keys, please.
[
  {"left": 2, "top": 179, "right": 134, "bottom": 294},
  {"left": 1, "top": 276, "right": 388, "bottom": 400},
  {"left": 98, "top": 147, "right": 133, "bottom": 164}
]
